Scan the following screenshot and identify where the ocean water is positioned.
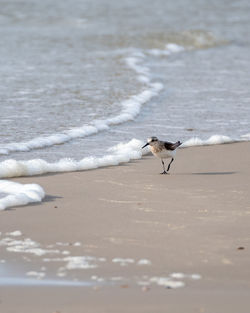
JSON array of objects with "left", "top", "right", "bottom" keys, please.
[{"left": 0, "top": 0, "right": 250, "bottom": 209}]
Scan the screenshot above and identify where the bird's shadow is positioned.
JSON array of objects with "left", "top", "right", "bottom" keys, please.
[
  {"left": 43, "top": 194, "right": 62, "bottom": 203},
  {"left": 3, "top": 194, "right": 62, "bottom": 211},
  {"left": 190, "top": 171, "right": 236, "bottom": 176}
]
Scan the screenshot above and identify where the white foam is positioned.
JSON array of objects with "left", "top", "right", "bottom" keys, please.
[
  {"left": 137, "top": 259, "right": 152, "bottom": 266},
  {"left": 0, "top": 139, "right": 145, "bottom": 178},
  {"left": 148, "top": 49, "right": 171, "bottom": 56},
  {"left": 6, "top": 231, "right": 22, "bottom": 237},
  {"left": 190, "top": 274, "right": 202, "bottom": 280},
  {"left": 170, "top": 272, "right": 186, "bottom": 279},
  {"left": 165, "top": 43, "right": 185, "bottom": 53},
  {"left": 26, "top": 271, "right": 45, "bottom": 279},
  {"left": 73, "top": 242, "right": 82, "bottom": 247},
  {"left": 148, "top": 42, "right": 185, "bottom": 57},
  {"left": 0, "top": 237, "right": 60, "bottom": 256},
  {"left": 182, "top": 134, "right": 235, "bottom": 147},
  {"left": 0, "top": 180, "right": 45, "bottom": 210},
  {"left": 90, "top": 275, "right": 105, "bottom": 282},
  {"left": 56, "top": 242, "right": 70, "bottom": 246},
  {"left": 150, "top": 276, "right": 185, "bottom": 289},
  {"left": 64, "top": 256, "right": 99, "bottom": 270},
  {"left": 112, "top": 258, "right": 135, "bottom": 266},
  {"left": 241, "top": 133, "right": 250, "bottom": 140},
  {"left": 62, "top": 250, "right": 70, "bottom": 255},
  {"left": 44, "top": 256, "right": 107, "bottom": 270}
]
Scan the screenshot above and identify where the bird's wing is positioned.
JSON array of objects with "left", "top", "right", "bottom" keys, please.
[{"left": 164, "top": 141, "right": 182, "bottom": 150}]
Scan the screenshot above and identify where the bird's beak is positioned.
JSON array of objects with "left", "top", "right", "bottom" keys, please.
[{"left": 142, "top": 142, "right": 149, "bottom": 149}]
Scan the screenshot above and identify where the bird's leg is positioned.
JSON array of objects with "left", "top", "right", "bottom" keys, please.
[
  {"left": 167, "top": 158, "right": 174, "bottom": 172},
  {"left": 161, "top": 160, "right": 167, "bottom": 174}
]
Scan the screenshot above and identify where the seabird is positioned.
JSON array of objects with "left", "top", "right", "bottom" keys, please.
[{"left": 142, "top": 136, "right": 182, "bottom": 174}]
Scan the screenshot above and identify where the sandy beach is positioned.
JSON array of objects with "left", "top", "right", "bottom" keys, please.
[{"left": 0, "top": 142, "right": 250, "bottom": 313}]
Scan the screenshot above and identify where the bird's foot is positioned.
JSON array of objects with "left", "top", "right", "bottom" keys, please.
[{"left": 160, "top": 171, "right": 168, "bottom": 175}]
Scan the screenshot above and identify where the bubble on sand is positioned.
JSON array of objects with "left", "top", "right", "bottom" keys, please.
[
  {"left": 26, "top": 271, "right": 45, "bottom": 279},
  {"left": 6, "top": 231, "right": 22, "bottom": 237},
  {"left": 170, "top": 272, "right": 186, "bottom": 279},
  {"left": 73, "top": 242, "right": 82, "bottom": 247},
  {"left": 112, "top": 258, "right": 135, "bottom": 266},
  {"left": 150, "top": 277, "right": 185, "bottom": 289},
  {"left": 190, "top": 274, "right": 202, "bottom": 280},
  {"left": 137, "top": 259, "right": 152, "bottom": 266}
]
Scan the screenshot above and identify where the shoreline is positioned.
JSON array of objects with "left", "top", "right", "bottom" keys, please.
[
  {"left": 0, "top": 136, "right": 249, "bottom": 211},
  {"left": 0, "top": 142, "right": 250, "bottom": 312}
]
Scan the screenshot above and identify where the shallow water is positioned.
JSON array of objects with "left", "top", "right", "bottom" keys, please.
[{"left": 0, "top": 276, "right": 94, "bottom": 287}]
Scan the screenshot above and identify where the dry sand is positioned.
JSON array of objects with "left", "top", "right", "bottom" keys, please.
[{"left": 0, "top": 142, "right": 250, "bottom": 313}]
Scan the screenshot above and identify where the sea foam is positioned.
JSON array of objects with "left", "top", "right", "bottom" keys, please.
[
  {"left": 148, "top": 43, "right": 185, "bottom": 56},
  {"left": 182, "top": 134, "right": 234, "bottom": 147},
  {"left": 0, "top": 139, "right": 145, "bottom": 179},
  {"left": 0, "top": 180, "right": 45, "bottom": 211},
  {"left": 241, "top": 133, "right": 250, "bottom": 140},
  {"left": 0, "top": 139, "right": 145, "bottom": 210}
]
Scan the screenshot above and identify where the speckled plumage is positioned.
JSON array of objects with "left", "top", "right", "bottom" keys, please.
[{"left": 142, "top": 137, "right": 182, "bottom": 174}]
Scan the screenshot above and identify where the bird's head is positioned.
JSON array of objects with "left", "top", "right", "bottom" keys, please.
[{"left": 142, "top": 136, "right": 159, "bottom": 148}]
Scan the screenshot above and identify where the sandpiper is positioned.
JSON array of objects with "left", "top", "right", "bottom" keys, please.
[{"left": 142, "top": 137, "right": 182, "bottom": 174}]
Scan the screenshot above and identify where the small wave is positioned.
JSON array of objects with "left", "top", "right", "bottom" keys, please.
[
  {"left": 241, "top": 133, "right": 250, "bottom": 140},
  {"left": 0, "top": 180, "right": 45, "bottom": 211},
  {"left": 182, "top": 133, "right": 250, "bottom": 147},
  {"left": 148, "top": 43, "right": 185, "bottom": 56},
  {"left": 0, "top": 139, "right": 145, "bottom": 179},
  {"left": 182, "top": 134, "right": 234, "bottom": 147},
  {"left": 0, "top": 51, "right": 163, "bottom": 156},
  {"left": 0, "top": 82, "right": 162, "bottom": 156}
]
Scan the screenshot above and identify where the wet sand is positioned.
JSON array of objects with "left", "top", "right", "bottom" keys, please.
[{"left": 0, "top": 142, "right": 250, "bottom": 312}]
